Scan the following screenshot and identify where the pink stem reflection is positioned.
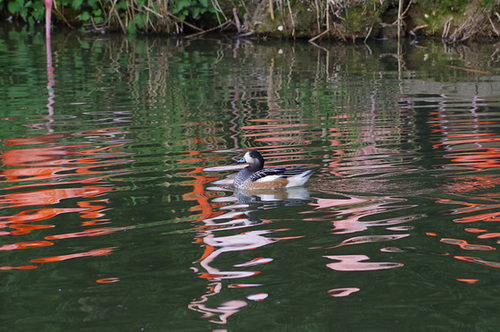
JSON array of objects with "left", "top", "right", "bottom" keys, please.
[{"left": 45, "top": 0, "right": 54, "bottom": 133}]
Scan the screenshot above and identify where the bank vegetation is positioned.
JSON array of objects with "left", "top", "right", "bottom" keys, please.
[{"left": 2, "top": 0, "right": 500, "bottom": 42}]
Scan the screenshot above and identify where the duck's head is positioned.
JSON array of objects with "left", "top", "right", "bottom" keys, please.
[{"left": 237, "top": 150, "right": 264, "bottom": 170}]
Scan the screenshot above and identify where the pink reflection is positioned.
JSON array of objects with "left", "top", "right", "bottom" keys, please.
[
  {"left": 228, "top": 283, "right": 263, "bottom": 288},
  {"left": 329, "top": 234, "right": 409, "bottom": 249},
  {"left": 328, "top": 287, "right": 360, "bottom": 297},
  {"left": 247, "top": 293, "right": 268, "bottom": 301},
  {"left": 196, "top": 230, "right": 276, "bottom": 280},
  {"left": 233, "top": 257, "right": 273, "bottom": 267},
  {"left": 189, "top": 226, "right": 279, "bottom": 324},
  {"left": 308, "top": 195, "right": 419, "bottom": 235},
  {"left": 45, "top": 11, "right": 54, "bottom": 133},
  {"left": 324, "top": 255, "right": 403, "bottom": 271},
  {"left": 188, "top": 181, "right": 303, "bottom": 325},
  {"left": 188, "top": 299, "right": 247, "bottom": 324}
]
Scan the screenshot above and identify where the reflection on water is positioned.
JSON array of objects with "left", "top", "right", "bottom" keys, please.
[
  {"left": 2, "top": 27, "right": 500, "bottom": 330},
  {"left": 188, "top": 174, "right": 430, "bottom": 325},
  {"left": 188, "top": 186, "right": 312, "bottom": 323},
  {"left": 0, "top": 127, "right": 132, "bottom": 270}
]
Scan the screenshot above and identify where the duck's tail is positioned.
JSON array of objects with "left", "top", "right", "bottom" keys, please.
[{"left": 285, "top": 168, "right": 318, "bottom": 187}]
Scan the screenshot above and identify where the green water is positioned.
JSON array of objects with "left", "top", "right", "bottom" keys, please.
[{"left": 1, "top": 25, "right": 500, "bottom": 331}]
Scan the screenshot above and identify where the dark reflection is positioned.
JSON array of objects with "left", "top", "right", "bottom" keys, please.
[{"left": 233, "top": 187, "right": 312, "bottom": 206}]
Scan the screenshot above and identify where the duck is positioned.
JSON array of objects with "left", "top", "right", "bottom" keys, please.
[{"left": 234, "top": 149, "right": 318, "bottom": 190}]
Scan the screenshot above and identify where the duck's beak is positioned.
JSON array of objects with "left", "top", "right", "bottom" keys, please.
[{"left": 236, "top": 157, "right": 246, "bottom": 163}]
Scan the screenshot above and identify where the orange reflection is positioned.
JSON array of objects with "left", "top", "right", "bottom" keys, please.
[
  {"left": 429, "top": 108, "right": 500, "bottom": 171},
  {"left": 44, "top": 226, "right": 133, "bottom": 240},
  {"left": 477, "top": 233, "right": 500, "bottom": 241},
  {"left": 181, "top": 151, "right": 226, "bottom": 222},
  {"left": 437, "top": 198, "right": 500, "bottom": 223},
  {"left": 96, "top": 277, "right": 120, "bottom": 283},
  {"left": 435, "top": 191, "right": 500, "bottom": 274},
  {"left": 1, "top": 137, "right": 130, "bottom": 187},
  {"left": 465, "top": 228, "right": 488, "bottom": 233},
  {"left": 434, "top": 197, "right": 500, "bottom": 259},
  {"left": 446, "top": 175, "right": 500, "bottom": 194},
  {"left": 0, "top": 265, "right": 38, "bottom": 270},
  {"left": 0, "top": 129, "right": 132, "bottom": 271},
  {"left": 9, "top": 224, "right": 54, "bottom": 236},
  {"left": 0, "top": 186, "right": 112, "bottom": 208},
  {"left": 456, "top": 278, "right": 479, "bottom": 284},
  {"left": 0, "top": 240, "right": 53, "bottom": 251},
  {"left": 440, "top": 238, "right": 495, "bottom": 251},
  {"left": 31, "top": 247, "right": 116, "bottom": 263},
  {"left": 454, "top": 255, "right": 500, "bottom": 268},
  {"left": 428, "top": 102, "right": 500, "bottom": 270}
]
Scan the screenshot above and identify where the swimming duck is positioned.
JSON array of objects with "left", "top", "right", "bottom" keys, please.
[{"left": 234, "top": 150, "right": 317, "bottom": 190}]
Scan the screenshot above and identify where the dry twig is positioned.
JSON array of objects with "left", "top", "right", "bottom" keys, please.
[
  {"left": 309, "top": 28, "right": 331, "bottom": 42},
  {"left": 185, "top": 20, "right": 232, "bottom": 38}
]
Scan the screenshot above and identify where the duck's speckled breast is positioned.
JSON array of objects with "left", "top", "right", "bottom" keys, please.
[{"left": 234, "top": 167, "right": 253, "bottom": 189}]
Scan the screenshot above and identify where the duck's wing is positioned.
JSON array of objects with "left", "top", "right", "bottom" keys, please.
[
  {"left": 282, "top": 166, "right": 307, "bottom": 176},
  {"left": 249, "top": 168, "right": 286, "bottom": 182},
  {"left": 249, "top": 167, "right": 307, "bottom": 182}
]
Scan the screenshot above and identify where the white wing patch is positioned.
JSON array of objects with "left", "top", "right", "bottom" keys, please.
[{"left": 255, "top": 175, "right": 282, "bottom": 183}]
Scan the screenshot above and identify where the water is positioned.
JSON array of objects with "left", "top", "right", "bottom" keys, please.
[{"left": 1, "top": 25, "right": 500, "bottom": 330}]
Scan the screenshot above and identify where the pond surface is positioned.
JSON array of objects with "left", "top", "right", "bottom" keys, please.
[{"left": 2, "top": 25, "right": 500, "bottom": 330}]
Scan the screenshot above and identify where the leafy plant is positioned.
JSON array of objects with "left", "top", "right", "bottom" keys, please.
[
  {"left": 171, "top": 0, "right": 216, "bottom": 21},
  {"left": 7, "top": 0, "right": 44, "bottom": 24},
  {"left": 0, "top": 0, "right": 219, "bottom": 33}
]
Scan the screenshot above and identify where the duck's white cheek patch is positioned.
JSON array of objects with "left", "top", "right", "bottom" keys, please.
[{"left": 255, "top": 175, "right": 281, "bottom": 183}]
